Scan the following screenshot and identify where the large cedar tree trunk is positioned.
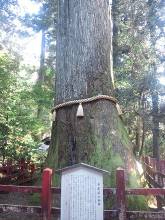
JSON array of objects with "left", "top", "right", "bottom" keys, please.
[{"left": 47, "top": 0, "right": 137, "bottom": 185}]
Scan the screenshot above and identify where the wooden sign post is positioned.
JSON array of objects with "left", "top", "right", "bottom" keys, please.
[{"left": 59, "top": 163, "right": 108, "bottom": 220}]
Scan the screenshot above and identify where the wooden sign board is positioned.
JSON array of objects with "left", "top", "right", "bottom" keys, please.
[{"left": 59, "top": 163, "right": 108, "bottom": 220}]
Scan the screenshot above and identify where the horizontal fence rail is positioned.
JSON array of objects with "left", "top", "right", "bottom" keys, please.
[
  {"left": 0, "top": 185, "right": 41, "bottom": 193},
  {"left": 126, "top": 188, "right": 165, "bottom": 196},
  {"left": 0, "top": 166, "right": 165, "bottom": 220}
]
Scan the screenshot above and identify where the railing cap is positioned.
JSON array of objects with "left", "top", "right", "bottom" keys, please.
[
  {"left": 117, "top": 167, "right": 124, "bottom": 171},
  {"left": 43, "top": 168, "right": 53, "bottom": 174}
]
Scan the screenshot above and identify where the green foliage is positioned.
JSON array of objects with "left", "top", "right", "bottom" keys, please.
[
  {"left": 0, "top": 0, "right": 18, "bottom": 45},
  {"left": 0, "top": 0, "right": 56, "bottom": 164},
  {"left": 113, "top": 0, "right": 165, "bottom": 158},
  {"left": 127, "top": 195, "right": 149, "bottom": 211},
  {"left": 0, "top": 51, "right": 53, "bottom": 162}
]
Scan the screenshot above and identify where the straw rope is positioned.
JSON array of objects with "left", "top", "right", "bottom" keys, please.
[{"left": 51, "top": 95, "right": 118, "bottom": 113}]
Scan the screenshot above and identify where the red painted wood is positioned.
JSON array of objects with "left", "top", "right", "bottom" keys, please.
[
  {"left": 143, "top": 157, "right": 165, "bottom": 186},
  {"left": 127, "top": 211, "right": 165, "bottom": 219},
  {"left": 116, "top": 168, "right": 126, "bottom": 220},
  {"left": 51, "top": 187, "right": 61, "bottom": 194},
  {"left": 126, "top": 188, "right": 165, "bottom": 195},
  {"left": 0, "top": 185, "right": 41, "bottom": 193},
  {"left": 51, "top": 187, "right": 116, "bottom": 195},
  {"left": 142, "top": 156, "right": 165, "bottom": 209},
  {"left": 41, "top": 168, "right": 52, "bottom": 220},
  {"left": 103, "top": 187, "right": 116, "bottom": 195}
]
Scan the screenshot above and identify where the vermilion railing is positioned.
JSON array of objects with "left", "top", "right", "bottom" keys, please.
[
  {"left": 142, "top": 156, "right": 165, "bottom": 210},
  {"left": 142, "top": 156, "right": 165, "bottom": 187},
  {"left": 0, "top": 168, "right": 165, "bottom": 220}
]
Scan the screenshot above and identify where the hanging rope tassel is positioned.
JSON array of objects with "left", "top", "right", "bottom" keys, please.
[
  {"left": 76, "top": 103, "right": 84, "bottom": 117},
  {"left": 116, "top": 103, "right": 122, "bottom": 116},
  {"left": 52, "top": 110, "right": 56, "bottom": 121}
]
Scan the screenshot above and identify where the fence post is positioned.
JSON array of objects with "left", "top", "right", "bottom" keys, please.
[
  {"left": 156, "top": 160, "right": 163, "bottom": 210},
  {"left": 116, "top": 168, "right": 126, "bottom": 220},
  {"left": 41, "top": 168, "right": 52, "bottom": 220}
]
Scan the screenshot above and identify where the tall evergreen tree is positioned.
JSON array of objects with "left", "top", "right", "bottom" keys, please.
[
  {"left": 147, "top": 0, "right": 165, "bottom": 160},
  {"left": 47, "top": 0, "right": 139, "bottom": 186}
]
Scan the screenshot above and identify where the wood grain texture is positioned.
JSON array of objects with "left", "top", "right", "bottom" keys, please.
[
  {"left": 56, "top": 0, "right": 113, "bottom": 103},
  {"left": 47, "top": 0, "right": 136, "bottom": 184}
]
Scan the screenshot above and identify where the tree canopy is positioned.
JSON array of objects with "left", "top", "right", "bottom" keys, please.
[{"left": 0, "top": 0, "right": 164, "bottom": 164}]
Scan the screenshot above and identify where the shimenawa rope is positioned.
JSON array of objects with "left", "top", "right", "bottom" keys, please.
[{"left": 51, "top": 95, "right": 122, "bottom": 121}]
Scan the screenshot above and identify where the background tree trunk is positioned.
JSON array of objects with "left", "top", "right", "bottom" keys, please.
[
  {"left": 37, "top": 29, "right": 46, "bottom": 119},
  {"left": 47, "top": 0, "right": 137, "bottom": 186},
  {"left": 39, "top": 29, "right": 46, "bottom": 82},
  {"left": 147, "top": 0, "right": 160, "bottom": 160},
  {"left": 152, "top": 92, "right": 160, "bottom": 160}
]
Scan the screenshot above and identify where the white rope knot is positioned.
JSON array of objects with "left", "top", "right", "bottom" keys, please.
[{"left": 51, "top": 95, "right": 122, "bottom": 121}]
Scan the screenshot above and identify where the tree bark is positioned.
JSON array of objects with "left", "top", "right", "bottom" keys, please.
[
  {"left": 37, "top": 29, "right": 46, "bottom": 119},
  {"left": 39, "top": 29, "right": 46, "bottom": 82},
  {"left": 112, "top": 0, "right": 120, "bottom": 68},
  {"left": 152, "top": 92, "right": 160, "bottom": 160},
  {"left": 47, "top": 0, "right": 137, "bottom": 186},
  {"left": 56, "top": 0, "right": 114, "bottom": 102},
  {"left": 147, "top": 0, "right": 160, "bottom": 160}
]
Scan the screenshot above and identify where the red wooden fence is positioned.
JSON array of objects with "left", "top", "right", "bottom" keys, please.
[
  {"left": 142, "top": 156, "right": 165, "bottom": 187},
  {"left": 142, "top": 156, "right": 165, "bottom": 209},
  {"left": 0, "top": 168, "right": 165, "bottom": 220}
]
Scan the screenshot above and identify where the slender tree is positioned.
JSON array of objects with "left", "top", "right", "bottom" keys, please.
[{"left": 147, "top": 0, "right": 161, "bottom": 160}]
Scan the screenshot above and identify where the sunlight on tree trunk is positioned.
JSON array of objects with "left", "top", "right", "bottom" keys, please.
[{"left": 47, "top": 0, "right": 138, "bottom": 186}]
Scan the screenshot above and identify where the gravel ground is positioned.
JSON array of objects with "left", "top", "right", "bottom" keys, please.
[{"left": 0, "top": 190, "right": 60, "bottom": 220}]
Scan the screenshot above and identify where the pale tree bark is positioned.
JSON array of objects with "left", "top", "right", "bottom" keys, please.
[
  {"left": 47, "top": 0, "right": 137, "bottom": 186},
  {"left": 152, "top": 91, "right": 160, "bottom": 160},
  {"left": 38, "top": 29, "right": 46, "bottom": 82},
  {"left": 136, "top": 93, "right": 146, "bottom": 157},
  {"left": 37, "top": 29, "right": 46, "bottom": 119}
]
